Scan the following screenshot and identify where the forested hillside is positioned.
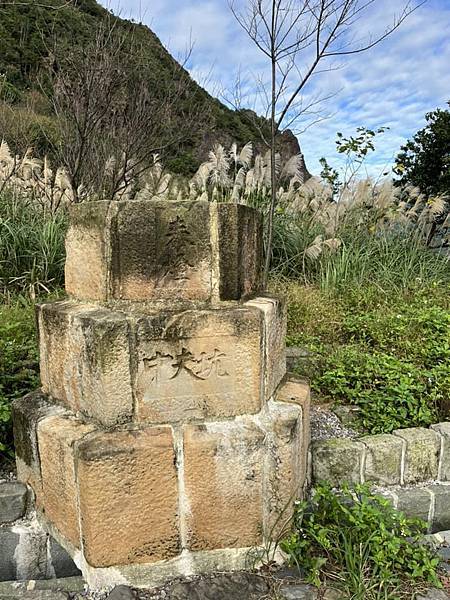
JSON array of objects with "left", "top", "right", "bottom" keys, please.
[{"left": 0, "top": 0, "right": 301, "bottom": 173}]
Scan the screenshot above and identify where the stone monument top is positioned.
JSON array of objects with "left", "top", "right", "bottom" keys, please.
[{"left": 65, "top": 200, "right": 263, "bottom": 303}]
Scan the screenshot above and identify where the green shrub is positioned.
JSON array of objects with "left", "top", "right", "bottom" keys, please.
[
  {"left": 0, "top": 302, "right": 39, "bottom": 458},
  {"left": 281, "top": 483, "right": 441, "bottom": 597},
  {"left": 0, "top": 190, "right": 67, "bottom": 297},
  {"left": 315, "top": 347, "right": 439, "bottom": 433}
]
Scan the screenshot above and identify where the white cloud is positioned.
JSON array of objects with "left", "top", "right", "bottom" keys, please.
[{"left": 100, "top": 0, "right": 450, "bottom": 176}]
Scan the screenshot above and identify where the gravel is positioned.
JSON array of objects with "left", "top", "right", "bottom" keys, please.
[{"left": 310, "top": 406, "right": 359, "bottom": 441}]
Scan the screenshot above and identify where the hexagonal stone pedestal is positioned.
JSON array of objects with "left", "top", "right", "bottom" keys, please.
[{"left": 13, "top": 200, "right": 310, "bottom": 589}]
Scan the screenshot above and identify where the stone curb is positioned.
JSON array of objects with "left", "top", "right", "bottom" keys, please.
[
  {"left": 0, "top": 519, "right": 81, "bottom": 582},
  {"left": 0, "top": 482, "right": 28, "bottom": 524},
  {"left": 312, "top": 422, "right": 450, "bottom": 488},
  {"left": 377, "top": 483, "right": 450, "bottom": 533}
]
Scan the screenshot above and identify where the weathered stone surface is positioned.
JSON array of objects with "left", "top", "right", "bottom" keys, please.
[
  {"left": 0, "top": 591, "right": 69, "bottom": 600},
  {"left": 12, "top": 391, "right": 65, "bottom": 501},
  {"left": 38, "top": 302, "right": 133, "bottom": 427},
  {"left": 164, "top": 572, "right": 269, "bottom": 600},
  {"left": 247, "top": 296, "right": 286, "bottom": 400},
  {"left": 428, "top": 484, "right": 450, "bottom": 533},
  {"left": 416, "top": 590, "right": 450, "bottom": 600},
  {"left": 396, "top": 487, "right": 432, "bottom": 524},
  {"left": 76, "top": 425, "right": 180, "bottom": 567},
  {"left": 0, "top": 482, "right": 27, "bottom": 523},
  {"left": 0, "top": 528, "right": 19, "bottom": 581},
  {"left": 38, "top": 415, "right": 95, "bottom": 548},
  {"left": 65, "top": 200, "right": 263, "bottom": 302},
  {"left": 134, "top": 306, "right": 262, "bottom": 423},
  {"left": 48, "top": 537, "right": 81, "bottom": 578},
  {"left": 279, "top": 585, "right": 319, "bottom": 600},
  {"left": 65, "top": 200, "right": 111, "bottom": 301},
  {"left": 312, "top": 438, "right": 364, "bottom": 486},
  {"left": 276, "top": 376, "right": 311, "bottom": 475},
  {"left": 217, "top": 203, "right": 263, "bottom": 301},
  {"left": 264, "top": 398, "right": 306, "bottom": 535},
  {"left": 393, "top": 428, "right": 440, "bottom": 484},
  {"left": 183, "top": 421, "right": 265, "bottom": 551},
  {"left": 107, "top": 586, "right": 137, "bottom": 599},
  {"left": 431, "top": 422, "right": 450, "bottom": 480},
  {"left": 361, "top": 434, "right": 403, "bottom": 486}
]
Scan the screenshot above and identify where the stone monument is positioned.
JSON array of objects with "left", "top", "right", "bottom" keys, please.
[{"left": 12, "top": 200, "right": 310, "bottom": 589}]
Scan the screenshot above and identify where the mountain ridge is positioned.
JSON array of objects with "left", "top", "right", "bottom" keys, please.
[{"left": 0, "top": 0, "right": 308, "bottom": 175}]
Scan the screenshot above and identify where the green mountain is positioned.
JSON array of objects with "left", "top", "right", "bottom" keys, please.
[{"left": 0, "top": 0, "right": 302, "bottom": 174}]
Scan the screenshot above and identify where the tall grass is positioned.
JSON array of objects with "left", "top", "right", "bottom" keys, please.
[{"left": 0, "top": 189, "right": 66, "bottom": 298}]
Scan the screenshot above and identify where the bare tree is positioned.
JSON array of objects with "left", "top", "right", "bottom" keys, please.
[
  {"left": 41, "top": 18, "right": 208, "bottom": 202},
  {"left": 229, "top": 0, "right": 425, "bottom": 286}
]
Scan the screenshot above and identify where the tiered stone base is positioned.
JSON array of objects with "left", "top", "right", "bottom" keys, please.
[{"left": 14, "top": 377, "right": 309, "bottom": 588}]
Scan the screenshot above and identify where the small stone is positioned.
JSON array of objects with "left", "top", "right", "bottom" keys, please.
[
  {"left": 166, "top": 573, "right": 269, "bottom": 599},
  {"left": 332, "top": 405, "right": 361, "bottom": 427},
  {"left": 279, "top": 584, "right": 318, "bottom": 599},
  {"left": 0, "top": 481, "right": 27, "bottom": 523},
  {"left": 312, "top": 438, "right": 364, "bottom": 486},
  {"left": 393, "top": 428, "right": 440, "bottom": 484},
  {"left": 416, "top": 590, "right": 450, "bottom": 600},
  {"left": 107, "top": 586, "right": 137, "bottom": 599}
]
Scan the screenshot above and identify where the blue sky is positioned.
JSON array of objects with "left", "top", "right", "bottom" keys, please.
[{"left": 100, "top": 0, "right": 450, "bottom": 177}]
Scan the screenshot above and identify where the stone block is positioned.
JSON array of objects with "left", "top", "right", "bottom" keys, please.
[
  {"left": 312, "top": 438, "right": 364, "bottom": 486},
  {"left": 12, "top": 391, "right": 65, "bottom": 501},
  {"left": 38, "top": 415, "right": 95, "bottom": 548},
  {"left": 428, "top": 484, "right": 450, "bottom": 533},
  {"left": 65, "top": 200, "right": 262, "bottom": 302},
  {"left": 183, "top": 421, "right": 265, "bottom": 551},
  {"left": 37, "top": 302, "right": 133, "bottom": 427},
  {"left": 396, "top": 487, "right": 432, "bottom": 524},
  {"left": 275, "top": 376, "right": 311, "bottom": 485},
  {"left": 393, "top": 428, "right": 440, "bottom": 484},
  {"left": 0, "top": 528, "right": 19, "bottom": 581},
  {"left": 264, "top": 400, "right": 304, "bottom": 536},
  {"left": 361, "top": 434, "right": 403, "bottom": 486},
  {"left": 48, "top": 538, "right": 81, "bottom": 578},
  {"left": 247, "top": 296, "right": 286, "bottom": 399},
  {"left": 76, "top": 426, "right": 180, "bottom": 567},
  {"left": 0, "top": 482, "right": 27, "bottom": 523},
  {"left": 431, "top": 423, "right": 450, "bottom": 481},
  {"left": 133, "top": 305, "right": 263, "bottom": 423}
]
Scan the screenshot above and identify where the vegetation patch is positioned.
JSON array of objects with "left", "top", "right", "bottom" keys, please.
[{"left": 281, "top": 482, "right": 441, "bottom": 599}]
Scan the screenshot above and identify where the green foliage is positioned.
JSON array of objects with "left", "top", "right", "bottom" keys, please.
[
  {"left": 0, "top": 0, "right": 271, "bottom": 174},
  {"left": 279, "top": 277, "right": 450, "bottom": 434},
  {"left": 316, "top": 347, "right": 438, "bottom": 433},
  {"left": 0, "top": 190, "right": 67, "bottom": 296},
  {"left": 395, "top": 103, "right": 450, "bottom": 197},
  {"left": 0, "top": 301, "right": 39, "bottom": 458},
  {"left": 281, "top": 483, "right": 441, "bottom": 597}
]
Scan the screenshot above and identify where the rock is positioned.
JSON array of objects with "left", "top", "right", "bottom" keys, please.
[
  {"left": 312, "top": 438, "right": 365, "bottom": 486},
  {"left": 361, "top": 434, "right": 403, "bottom": 486},
  {"left": 416, "top": 590, "right": 450, "bottom": 599},
  {"left": 166, "top": 572, "right": 269, "bottom": 600},
  {"left": 396, "top": 487, "right": 432, "bottom": 524},
  {"left": 0, "top": 482, "right": 27, "bottom": 523},
  {"left": 0, "top": 528, "right": 20, "bottom": 580},
  {"left": 107, "top": 585, "right": 137, "bottom": 599},
  {"left": 48, "top": 538, "right": 81, "bottom": 578},
  {"left": 428, "top": 484, "right": 450, "bottom": 532},
  {"left": 279, "top": 584, "right": 318, "bottom": 599},
  {"left": 393, "top": 428, "right": 440, "bottom": 484}
]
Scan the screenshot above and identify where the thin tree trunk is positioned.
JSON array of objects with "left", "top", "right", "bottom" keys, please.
[{"left": 263, "top": 0, "right": 278, "bottom": 289}]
